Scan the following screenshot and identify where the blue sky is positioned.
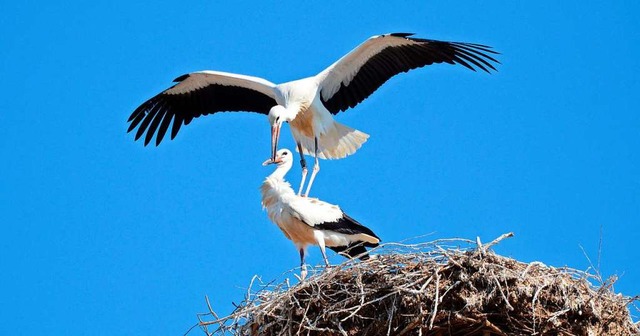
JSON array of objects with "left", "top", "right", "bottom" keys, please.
[{"left": 1, "top": 1, "right": 638, "bottom": 334}]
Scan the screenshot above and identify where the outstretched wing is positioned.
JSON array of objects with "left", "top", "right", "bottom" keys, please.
[
  {"left": 317, "top": 33, "right": 499, "bottom": 114},
  {"left": 127, "top": 71, "right": 278, "bottom": 146}
]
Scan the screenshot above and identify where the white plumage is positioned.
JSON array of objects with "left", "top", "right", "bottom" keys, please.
[
  {"left": 128, "top": 33, "right": 498, "bottom": 196},
  {"left": 261, "top": 149, "right": 381, "bottom": 280}
]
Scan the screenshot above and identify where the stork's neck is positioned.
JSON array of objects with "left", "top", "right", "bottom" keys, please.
[
  {"left": 268, "top": 162, "right": 292, "bottom": 181},
  {"left": 261, "top": 162, "right": 295, "bottom": 210}
]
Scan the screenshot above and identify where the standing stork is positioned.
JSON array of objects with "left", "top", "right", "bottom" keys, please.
[
  {"left": 261, "top": 148, "right": 381, "bottom": 280},
  {"left": 128, "top": 33, "right": 499, "bottom": 196}
]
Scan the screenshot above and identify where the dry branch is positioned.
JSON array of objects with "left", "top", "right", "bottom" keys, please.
[{"left": 196, "top": 235, "right": 639, "bottom": 336}]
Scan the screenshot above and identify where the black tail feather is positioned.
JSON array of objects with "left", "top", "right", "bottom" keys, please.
[{"left": 329, "top": 242, "right": 375, "bottom": 260}]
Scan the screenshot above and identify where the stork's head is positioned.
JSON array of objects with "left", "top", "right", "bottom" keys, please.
[
  {"left": 262, "top": 148, "right": 293, "bottom": 167},
  {"left": 268, "top": 105, "right": 290, "bottom": 161}
]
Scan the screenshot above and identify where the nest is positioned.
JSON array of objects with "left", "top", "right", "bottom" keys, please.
[{"left": 196, "top": 234, "right": 639, "bottom": 335}]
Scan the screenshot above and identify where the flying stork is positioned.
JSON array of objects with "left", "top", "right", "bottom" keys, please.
[
  {"left": 261, "top": 148, "right": 381, "bottom": 280},
  {"left": 128, "top": 33, "right": 499, "bottom": 196}
]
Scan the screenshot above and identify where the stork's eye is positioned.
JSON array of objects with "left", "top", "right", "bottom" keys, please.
[{"left": 282, "top": 152, "right": 288, "bottom": 156}]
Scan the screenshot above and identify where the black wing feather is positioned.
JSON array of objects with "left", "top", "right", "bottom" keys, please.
[
  {"left": 170, "top": 113, "right": 183, "bottom": 140},
  {"left": 315, "top": 214, "right": 380, "bottom": 242},
  {"left": 322, "top": 35, "right": 500, "bottom": 114},
  {"left": 318, "top": 213, "right": 380, "bottom": 261},
  {"left": 155, "top": 113, "right": 174, "bottom": 146},
  {"left": 145, "top": 109, "right": 166, "bottom": 146},
  {"left": 128, "top": 75, "right": 277, "bottom": 146}
]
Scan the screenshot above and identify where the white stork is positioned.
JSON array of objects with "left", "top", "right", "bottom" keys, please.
[
  {"left": 261, "top": 148, "right": 381, "bottom": 280},
  {"left": 128, "top": 33, "right": 499, "bottom": 196}
]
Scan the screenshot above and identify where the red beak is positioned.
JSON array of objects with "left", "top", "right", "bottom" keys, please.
[
  {"left": 271, "top": 124, "right": 281, "bottom": 161},
  {"left": 262, "top": 155, "right": 282, "bottom": 166}
]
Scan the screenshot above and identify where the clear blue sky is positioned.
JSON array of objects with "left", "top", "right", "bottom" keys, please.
[{"left": 1, "top": 1, "right": 638, "bottom": 334}]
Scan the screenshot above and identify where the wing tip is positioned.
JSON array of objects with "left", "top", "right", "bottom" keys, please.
[{"left": 126, "top": 122, "right": 136, "bottom": 133}]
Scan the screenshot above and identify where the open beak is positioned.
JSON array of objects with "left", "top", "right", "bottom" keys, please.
[
  {"left": 271, "top": 124, "right": 281, "bottom": 161},
  {"left": 262, "top": 156, "right": 282, "bottom": 166}
]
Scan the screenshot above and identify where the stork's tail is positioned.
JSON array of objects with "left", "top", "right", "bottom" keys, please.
[
  {"left": 329, "top": 242, "right": 374, "bottom": 260},
  {"left": 297, "top": 121, "right": 369, "bottom": 159},
  {"left": 320, "top": 213, "right": 380, "bottom": 260}
]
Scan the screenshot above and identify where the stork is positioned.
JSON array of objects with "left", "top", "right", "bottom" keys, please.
[
  {"left": 261, "top": 148, "right": 380, "bottom": 280},
  {"left": 128, "top": 33, "right": 499, "bottom": 196}
]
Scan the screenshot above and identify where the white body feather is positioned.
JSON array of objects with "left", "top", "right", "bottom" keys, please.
[
  {"left": 130, "top": 32, "right": 497, "bottom": 155},
  {"left": 274, "top": 78, "right": 369, "bottom": 159},
  {"left": 260, "top": 152, "right": 379, "bottom": 252}
]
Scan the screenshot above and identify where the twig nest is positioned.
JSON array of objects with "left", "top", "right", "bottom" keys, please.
[{"left": 199, "top": 238, "right": 639, "bottom": 336}]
